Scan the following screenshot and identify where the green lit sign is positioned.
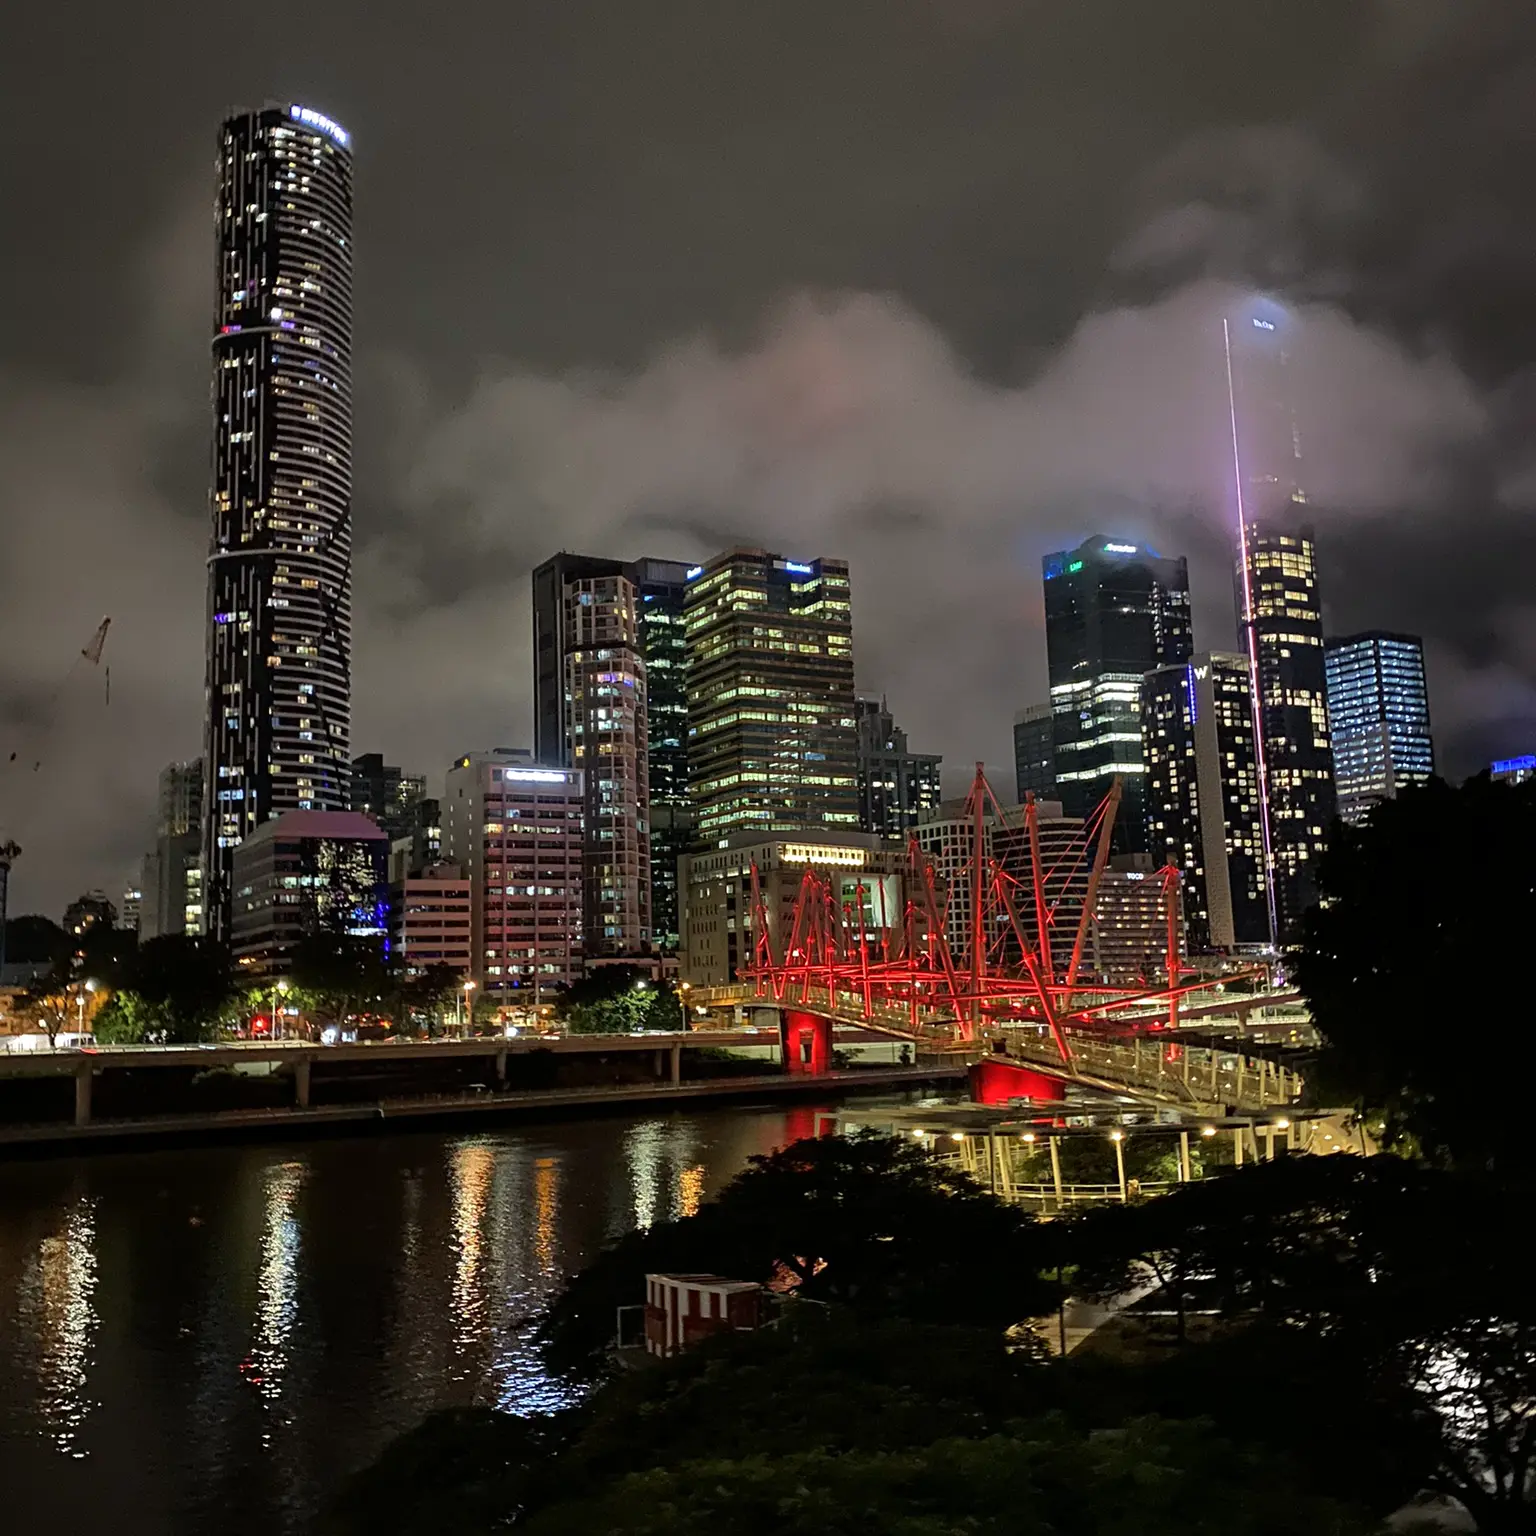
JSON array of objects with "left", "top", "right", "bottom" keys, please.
[{"left": 1067, "top": 560, "right": 1083, "bottom": 573}]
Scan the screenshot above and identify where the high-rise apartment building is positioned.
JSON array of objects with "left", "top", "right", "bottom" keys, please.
[
  {"left": 1225, "top": 303, "right": 1336, "bottom": 942},
  {"left": 442, "top": 751, "right": 583, "bottom": 1006},
  {"left": 1142, "top": 654, "right": 1269, "bottom": 951},
  {"left": 390, "top": 863, "right": 472, "bottom": 981},
  {"left": 533, "top": 554, "right": 693, "bottom": 950},
  {"left": 855, "top": 698, "right": 942, "bottom": 839},
  {"left": 684, "top": 550, "right": 858, "bottom": 840},
  {"left": 202, "top": 104, "right": 355, "bottom": 942},
  {"left": 350, "top": 754, "right": 426, "bottom": 841},
  {"left": 1042, "top": 536, "right": 1192, "bottom": 851},
  {"left": 1013, "top": 702, "right": 1055, "bottom": 803},
  {"left": 1324, "top": 633, "right": 1434, "bottom": 824},
  {"left": 139, "top": 759, "right": 206, "bottom": 941}
]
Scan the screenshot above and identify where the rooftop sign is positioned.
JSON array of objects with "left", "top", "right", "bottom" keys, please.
[{"left": 289, "top": 104, "right": 350, "bottom": 148}]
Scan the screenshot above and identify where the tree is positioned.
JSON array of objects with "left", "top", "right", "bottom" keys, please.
[
  {"left": 289, "top": 928, "right": 390, "bottom": 1032},
  {"left": 519, "top": 1414, "right": 1372, "bottom": 1536},
  {"left": 538, "top": 1132, "right": 1058, "bottom": 1377},
  {"left": 1295, "top": 774, "right": 1536, "bottom": 1170},
  {"left": 555, "top": 967, "right": 682, "bottom": 1034},
  {"left": 114, "top": 934, "right": 239, "bottom": 1043},
  {"left": 2, "top": 913, "right": 69, "bottom": 966},
  {"left": 396, "top": 961, "right": 464, "bottom": 1036}
]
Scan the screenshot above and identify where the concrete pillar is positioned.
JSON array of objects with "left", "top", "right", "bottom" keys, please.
[
  {"left": 1048, "top": 1136, "right": 1064, "bottom": 1207},
  {"left": 1178, "top": 1130, "right": 1192, "bottom": 1183},
  {"left": 495, "top": 1049, "right": 508, "bottom": 1085},
  {"left": 74, "top": 1064, "right": 92, "bottom": 1127},
  {"left": 669, "top": 1042, "right": 682, "bottom": 1086},
  {"left": 1233, "top": 1126, "right": 1244, "bottom": 1167},
  {"left": 294, "top": 1058, "right": 311, "bottom": 1109}
]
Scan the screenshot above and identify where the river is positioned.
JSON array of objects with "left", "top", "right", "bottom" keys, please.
[{"left": 0, "top": 1100, "right": 849, "bottom": 1535}]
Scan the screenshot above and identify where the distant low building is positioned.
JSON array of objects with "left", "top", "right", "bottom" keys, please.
[
  {"left": 230, "top": 811, "right": 389, "bottom": 975},
  {"left": 63, "top": 891, "right": 116, "bottom": 939},
  {"left": 1491, "top": 755, "right": 1536, "bottom": 786},
  {"left": 680, "top": 830, "right": 910, "bottom": 985}
]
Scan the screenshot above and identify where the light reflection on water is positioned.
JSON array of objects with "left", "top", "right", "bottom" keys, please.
[
  {"left": 241, "top": 1161, "right": 305, "bottom": 1434},
  {"left": 0, "top": 1101, "right": 851, "bottom": 1535},
  {"left": 17, "top": 1196, "right": 99, "bottom": 1458}
]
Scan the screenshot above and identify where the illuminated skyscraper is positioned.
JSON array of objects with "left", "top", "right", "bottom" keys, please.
[
  {"left": 1041, "top": 536, "right": 1193, "bottom": 851},
  {"left": 1324, "top": 632, "right": 1434, "bottom": 824},
  {"left": 533, "top": 553, "right": 693, "bottom": 950},
  {"left": 1224, "top": 304, "right": 1336, "bottom": 942},
  {"left": 202, "top": 104, "right": 355, "bottom": 941},
  {"left": 1142, "top": 653, "right": 1268, "bottom": 950},
  {"left": 683, "top": 550, "right": 857, "bottom": 839}
]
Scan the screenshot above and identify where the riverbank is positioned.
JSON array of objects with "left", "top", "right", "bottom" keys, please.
[{"left": 0, "top": 1064, "right": 966, "bottom": 1155}]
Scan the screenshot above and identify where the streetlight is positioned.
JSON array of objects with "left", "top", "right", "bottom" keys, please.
[
  {"left": 1109, "top": 1128, "right": 1128, "bottom": 1203},
  {"left": 460, "top": 980, "right": 476, "bottom": 1035},
  {"left": 78, "top": 978, "right": 97, "bottom": 1036},
  {"left": 273, "top": 977, "right": 290, "bottom": 1040}
]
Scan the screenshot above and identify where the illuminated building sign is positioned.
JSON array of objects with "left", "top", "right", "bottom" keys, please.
[
  {"left": 782, "top": 561, "right": 814, "bottom": 575},
  {"left": 505, "top": 769, "right": 572, "bottom": 784},
  {"left": 685, "top": 566, "right": 704, "bottom": 580},
  {"left": 1067, "top": 560, "right": 1084, "bottom": 573},
  {"left": 288, "top": 104, "right": 350, "bottom": 148},
  {"left": 1103, "top": 543, "right": 1137, "bottom": 554},
  {"left": 1492, "top": 755, "right": 1536, "bottom": 775},
  {"left": 779, "top": 844, "right": 868, "bottom": 867},
  {"left": 1252, "top": 318, "right": 1275, "bottom": 331}
]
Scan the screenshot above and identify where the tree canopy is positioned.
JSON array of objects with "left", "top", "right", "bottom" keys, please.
[
  {"left": 1296, "top": 774, "right": 1536, "bottom": 1169},
  {"left": 538, "top": 1131, "right": 1058, "bottom": 1378}
]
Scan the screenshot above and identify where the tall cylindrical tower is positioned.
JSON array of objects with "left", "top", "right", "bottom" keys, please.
[{"left": 202, "top": 104, "right": 354, "bottom": 941}]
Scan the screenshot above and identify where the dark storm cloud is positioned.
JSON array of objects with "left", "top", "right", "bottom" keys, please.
[{"left": 2, "top": 0, "right": 1535, "bottom": 916}]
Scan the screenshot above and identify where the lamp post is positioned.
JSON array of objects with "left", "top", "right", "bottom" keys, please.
[
  {"left": 460, "top": 979, "right": 476, "bottom": 1036},
  {"left": 78, "top": 978, "right": 97, "bottom": 1038},
  {"left": 1110, "top": 1129, "right": 1127, "bottom": 1203},
  {"left": 272, "top": 978, "right": 290, "bottom": 1040}
]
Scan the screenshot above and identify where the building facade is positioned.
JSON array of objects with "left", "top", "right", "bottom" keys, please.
[
  {"left": 350, "top": 754, "right": 426, "bottom": 841},
  {"left": 442, "top": 751, "right": 583, "bottom": 1006},
  {"left": 140, "top": 759, "right": 206, "bottom": 940},
  {"left": 533, "top": 553, "right": 693, "bottom": 950},
  {"left": 1324, "top": 632, "right": 1434, "bottom": 824},
  {"left": 229, "top": 810, "right": 388, "bottom": 975},
  {"left": 680, "top": 831, "right": 907, "bottom": 985},
  {"left": 1142, "top": 654, "right": 1269, "bottom": 951},
  {"left": 1492, "top": 756, "right": 1536, "bottom": 786},
  {"left": 1013, "top": 702, "right": 1055, "bottom": 803},
  {"left": 390, "top": 863, "right": 472, "bottom": 980},
  {"left": 1092, "top": 858, "right": 1183, "bottom": 984},
  {"left": 684, "top": 550, "right": 858, "bottom": 841},
  {"left": 1224, "top": 302, "right": 1336, "bottom": 943},
  {"left": 202, "top": 104, "right": 355, "bottom": 942},
  {"left": 1042, "top": 537, "right": 1192, "bottom": 852},
  {"left": 1239, "top": 525, "right": 1336, "bottom": 941},
  {"left": 855, "top": 697, "right": 942, "bottom": 839}
]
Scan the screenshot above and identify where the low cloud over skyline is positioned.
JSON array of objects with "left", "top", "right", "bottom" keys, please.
[{"left": 3, "top": 0, "right": 1536, "bottom": 917}]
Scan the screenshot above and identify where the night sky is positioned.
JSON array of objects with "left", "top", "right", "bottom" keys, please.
[{"left": 3, "top": 0, "right": 1535, "bottom": 919}]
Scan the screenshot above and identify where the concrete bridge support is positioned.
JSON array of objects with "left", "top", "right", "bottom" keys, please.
[
  {"left": 781, "top": 1010, "right": 833, "bottom": 1075},
  {"left": 294, "top": 1059, "right": 311, "bottom": 1109},
  {"left": 74, "top": 1063, "right": 92, "bottom": 1127}
]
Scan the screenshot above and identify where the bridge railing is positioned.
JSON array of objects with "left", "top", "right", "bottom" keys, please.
[{"left": 1002, "top": 1027, "right": 1303, "bottom": 1111}]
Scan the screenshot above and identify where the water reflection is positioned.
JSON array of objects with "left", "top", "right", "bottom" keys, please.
[
  {"left": 449, "top": 1140, "right": 497, "bottom": 1379},
  {"left": 0, "top": 1100, "right": 855, "bottom": 1534},
  {"left": 241, "top": 1162, "right": 305, "bottom": 1432},
  {"left": 19, "top": 1196, "right": 100, "bottom": 1457},
  {"left": 624, "top": 1118, "right": 704, "bottom": 1229}
]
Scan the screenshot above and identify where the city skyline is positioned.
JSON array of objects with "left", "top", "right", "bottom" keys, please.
[{"left": 5, "top": 6, "right": 1536, "bottom": 917}]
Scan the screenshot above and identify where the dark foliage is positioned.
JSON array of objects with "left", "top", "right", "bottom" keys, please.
[
  {"left": 1296, "top": 774, "right": 1536, "bottom": 1169},
  {"left": 537, "top": 1132, "right": 1058, "bottom": 1377}
]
